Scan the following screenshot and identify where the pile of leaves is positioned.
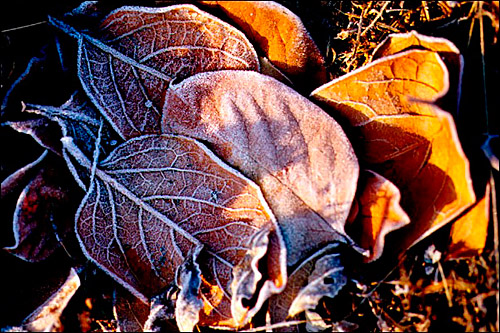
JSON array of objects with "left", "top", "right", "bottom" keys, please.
[{"left": 1, "top": 1, "right": 498, "bottom": 331}]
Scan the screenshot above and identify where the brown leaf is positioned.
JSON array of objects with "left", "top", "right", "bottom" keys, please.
[
  {"left": 346, "top": 170, "right": 410, "bottom": 262},
  {"left": 311, "top": 49, "right": 475, "bottom": 255},
  {"left": 269, "top": 244, "right": 345, "bottom": 332},
  {"left": 50, "top": 4, "right": 259, "bottom": 139},
  {"left": 26, "top": 91, "right": 122, "bottom": 158},
  {"left": 22, "top": 268, "right": 80, "bottom": 332},
  {"left": 4, "top": 153, "right": 81, "bottom": 262},
  {"left": 202, "top": 1, "right": 327, "bottom": 90},
  {"left": 113, "top": 286, "right": 150, "bottom": 332},
  {"left": 63, "top": 134, "right": 285, "bottom": 327},
  {"left": 162, "top": 70, "right": 360, "bottom": 265},
  {"left": 7, "top": 116, "right": 63, "bottom": 155},
  {"left": 446, "top": 183, "right": 490, "bottom": 260}
]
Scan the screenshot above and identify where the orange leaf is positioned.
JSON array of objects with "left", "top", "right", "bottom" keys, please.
[
  {"left": 311, "top": 49, "right": 475, "bottom": 255},
  {"left": 347, "top": 170, "right": 410, "bottom": 262},
  {"left": 202, "top": 1, "right": 327, "bottom": 90},
  {"left": 446, "top": 183, "right": 490, "bottom": 260}
]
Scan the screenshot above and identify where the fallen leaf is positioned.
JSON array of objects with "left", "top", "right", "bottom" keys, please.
[
  {"left": 175, "top": 246, "right": 204, "bottom": 331},
  {"left": 202, "top": 1, "right": 327, "bottom": 90},
  {"left": 311, "top": 49, "right": 475, "bottom": 255},
  {"left": 63, "top": 134, "right": 285, "bottom": 327},
  {"left": 26, "top": 91, "right": 122, "bottom": 158},
  {"left": 259, "top": 56, "right": 293, "bottom": 86},
  {"left": 162, "top": 70, "right": 360, "bottom": 265},
  {"left": 22, "top": 268, "right": 80, "bottom": 332},
  {"left": 346, "top": 170, "right": 410, "bottom": 262},
  {"left": 269, "top": 243, "right": 346, "bottom": 331},
  {"left": 446, "top": 183, "right": 490, "bottom": 260},
  {"left": 113, "top": 286, "right": 150, "bottom": 332},
  {"left": 50, "top": 4, "right": 259, "bottom": 139},
  {"left": 373, "top": 31, "right": 464, "bottom": 114},
  {"left": 7, "top": 116, "right": 63, "bottom": 155},
  {"left": 4, "top": 153, "right": 81, "bottom": 262}
]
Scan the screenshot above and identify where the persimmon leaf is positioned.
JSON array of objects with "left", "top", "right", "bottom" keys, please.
[
  {"left": 113, "top": 287, "right": 150, "bottom": 332},
  {"left": 50, "top": 4, "right": 259, "bottom": 139},
  {"left": 447, "top": 183, "right": 490, "bottom": 260},
  {"left": 63, "top": 134, "right": 285, "bottom": 327},
  {"left": 311, "top": 49, "right": 475, "bottom": 254},
  {"left": 346, "top": 170, "right": 410, "bottom": 262},
  {"left": 162, "top": 70, "right": 360, "bottom": 265},
  {"left": 202, "top": 1, "right": 327, "bottom": 90}
]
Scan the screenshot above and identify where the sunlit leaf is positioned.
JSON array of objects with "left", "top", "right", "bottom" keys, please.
[{"left": 312, "top": 49, "right": 475, "bottom": 254}]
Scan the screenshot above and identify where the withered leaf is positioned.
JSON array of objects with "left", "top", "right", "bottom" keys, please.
[
  {"left": 269, "top": 243, "right": 346, "bottom": 332},
  {"left": 50, "top": 4, "right": 259, "bottom": 139},
  {"left": 26, "top": 91, "right": 121, "bottom": 158},
  {"left": 346, "top": 170, "right": 410, "bottom": 262},
  {"left": 4, "top": 153, "right": 81, "bottom": 262},
  {"left": 22, "top": 268, "right": 80, "bottom": 332},
  {"left": 311, "top": 49, "right": 475, "bottom": 254},
  {"left": 162, "top": 70, "right": 359, "bottom": 265},
  {"left": 63, "top": 134, "right": 285, "bottom": 327},
  {"left": 202, "top": 1, "right": 327, "bottom": 90},
  {"left": 7, "top": 116, "right": 63, "bottom": 155},
  {"left": 446, "top": 183, "right": 490, "bottom": 260},
  {"left": 113, "top": 286, "right": 150, "bottom": 332}
]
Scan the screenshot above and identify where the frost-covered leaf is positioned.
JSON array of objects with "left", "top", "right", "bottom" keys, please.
[
  {"left": 113, "top": 286, "right": 150, "bottom": 332},
  {"left": 26, "top": 91, "right": 121, "bottom": 158},
  {"left": 346, "top": 170, "right": 410, "bottom": 262},
  {"left": 311, "top": 49, "right": 475, "bottom": 254},
  {"left": 50, "top": 4, "right": 259, "bottom": 139},
  {"left": 64, "top": 134, "right": 285, "bottom": 327},
  {"left": 162, "top": 70, "right": 360, "bottom": 265},
  {"left": 22, "top": 268, "right": 80, "bottom": 332},
  {"left": 202, "top": 1, "right": 327, "bottom": 90},
  {"left": 7, "top": 116, "right": 63, "bottom": 155},
  {"left": 269, "top": 243, "right": 346, "bottom": 331}
]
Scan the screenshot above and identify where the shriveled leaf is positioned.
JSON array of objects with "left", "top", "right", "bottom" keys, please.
[
  {"left": 202, "top": 1, "right": 327, "bottom": 90},
  {"left": 446, "top": 183, "right": 490, "bottom": 260},
  {"left": 175, "top": 246, "right": 204, "bottom": 332},
  {"left": 64, "top": 134, "right": 285, "bottom": 327},
  {"left": 50, "top": 4, "right": 259, "bottom": 139},
  {"left": 346, "top": 170, "right": 410, "bottom": 262},
  {"left": 311, "top": 49, "right": 475, "bottom": 254},
  {"left": 0, "top": 251, "right": 74, "bottom": 328},
  {"left": 373, "top": 31, "right": 464, "bottom": 114},
  {"left": 1, "top": 151, "right": 47, "bottom": 199},
  {"left": 4, "top": 153, "right": 81, "bottom": 262},
  {"left": 113, "top": 286, "right": 150, "bottom": 332},
  {"left": 7, "top": 116, "right": 63, "bottom": 155},
  {"left": 162, "top": 70, "right": 359, "bottom": 265},
  {"left": 269, "top": 244, "right": 345, "bottom": 331},
  {"left": 26, "top": 91, "right": 121, "bottom": 157},
  {"left": 22, "top": 268, "right": 80, "bottom": 332},
  {"left": 231, "top": 226, "right": 286, "bottom": 326}
]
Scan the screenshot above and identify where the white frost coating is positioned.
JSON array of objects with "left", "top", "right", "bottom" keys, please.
[
  {"left": 103, "top": 4, "right": 260, "bottom": 70},
  {"left": 373, "top": 30, "right": 461, "bottom": 56}
]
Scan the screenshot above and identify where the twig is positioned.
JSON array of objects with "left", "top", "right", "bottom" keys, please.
[
  {"left": 1, "top": 21, "right": 47, "bottom": 33},
  {"left": 361, "top": 2, "right": 390, "bottom": 36}
]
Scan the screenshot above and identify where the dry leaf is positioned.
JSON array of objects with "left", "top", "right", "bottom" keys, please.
[
  {"left": 26, "top": 91, "right": 121, "bottom": 158},
  {"left": 7, "top": 116, "right": 63, "bottom": 155},
  {"left": 311, "top": 49, "right": 475, "bottom": 254},
  {"left": 202, "top": 1, "right": 327, "bottom": 90},
  {"left": 269, "top": 243, "right": 346, "bottom": 331},
  {"left": 346, "top": 170, "right": 410, "bottom": 262},
  {"left": 113, "top": 286, "right": 150, "bottom": 332},
  {"left": 62, "top": 134, "right": 285, "bottom": 327},
  {"left": 4, "top": 154, "right": 81, "bottom": 262},
  {"left": 446, "top": 183, "right": 490, "bottom": 260},
  {"left": 373, "top": 31, "right": 464, "bottom": 114},
  {"left": 162, "top": 70, "right": 360, "bottom": 265},
  {"left": 50, "top": 4, "right": 259, "bottom": 139},
  {"left": 22, "top": 268, "right": 80, "bottom": 332}
]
